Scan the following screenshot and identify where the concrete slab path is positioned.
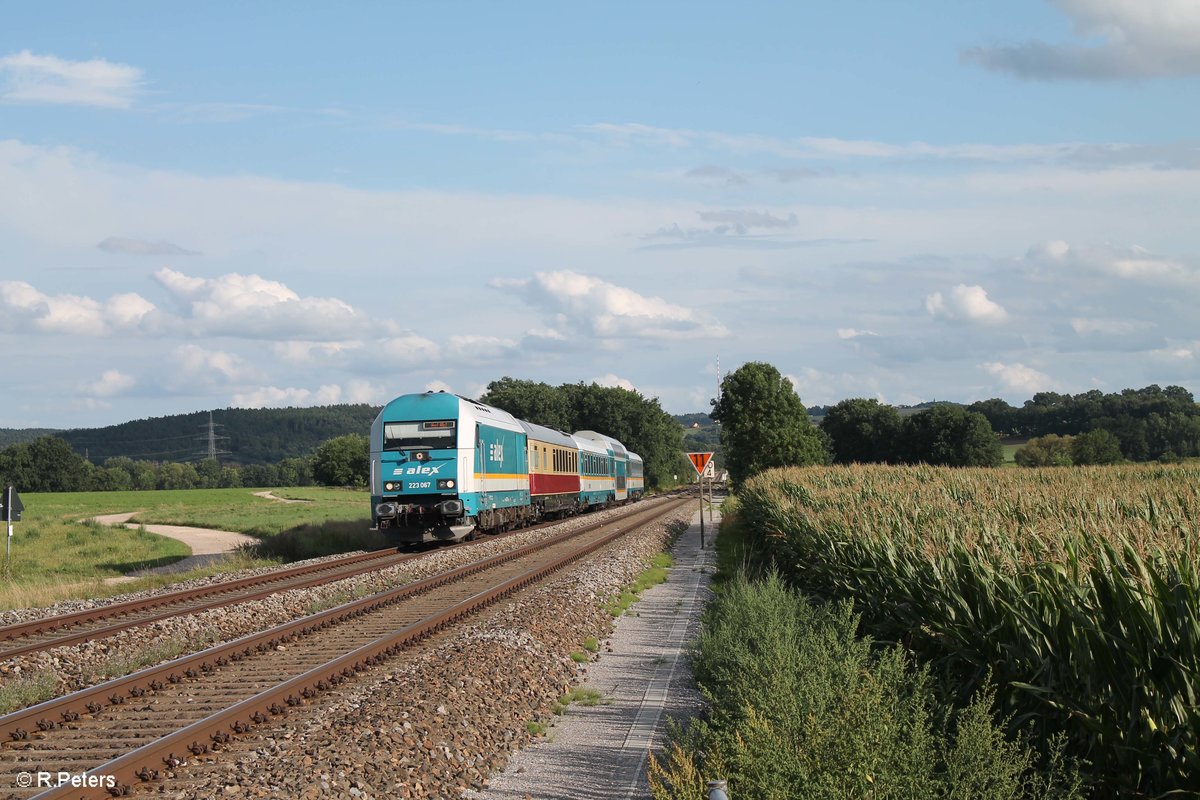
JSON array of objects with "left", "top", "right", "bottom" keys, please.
[
  {"left": 88, "top": 512, "right": 258, "bottom": 576},
  {"left": 471, "top": 502, "right": 722, "bottom": 800}
]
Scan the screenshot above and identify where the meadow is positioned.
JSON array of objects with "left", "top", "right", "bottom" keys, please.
[
  {"left": 732, "top": 463, "right": 1200, "bottom": 795},
  {"left": 0, "top": 487, "right": 372, "bottom": 611}
]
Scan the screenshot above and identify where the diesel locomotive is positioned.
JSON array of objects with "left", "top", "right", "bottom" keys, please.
[{"left": 370, "top": 391, "right": 645, "bottom": 543}]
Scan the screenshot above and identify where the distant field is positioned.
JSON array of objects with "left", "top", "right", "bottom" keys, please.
[{"left": 0, "top": 487, "right": 371, "bottom": 611}]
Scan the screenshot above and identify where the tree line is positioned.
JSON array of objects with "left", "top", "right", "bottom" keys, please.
[
  {"left": 968, "top": 385, "right": 1200, "bottom": 462},
  {"left": 713, "top": 364, "right": 1200, "bottom": 487},
  {"left": 0, "top": 434, "right": 366, "bottom": 493}
]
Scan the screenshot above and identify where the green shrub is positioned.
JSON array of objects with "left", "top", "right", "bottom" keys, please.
[{"left": 650, "top": 573, "right": 1081, "bottom": 800}]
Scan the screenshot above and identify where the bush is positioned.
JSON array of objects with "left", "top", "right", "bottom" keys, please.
[
  {"left": 650, "top": 573, "right": 1080, "bottom": 800},
  {"left": 1014, "top": 434, "right": 1074, "bottom": 467}
]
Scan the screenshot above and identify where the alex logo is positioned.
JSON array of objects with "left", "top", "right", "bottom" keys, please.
[{"left": 392, "top": 463, "right": 446, "bottom": 476}]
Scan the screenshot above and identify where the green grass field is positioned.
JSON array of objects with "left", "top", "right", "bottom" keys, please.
[{"left": 0, "top": 487, "right": 371, "bottom": 611}]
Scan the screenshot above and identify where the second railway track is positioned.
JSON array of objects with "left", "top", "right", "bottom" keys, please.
[{"left": 0, "top": 496, "right": 690, "bottom": 799}]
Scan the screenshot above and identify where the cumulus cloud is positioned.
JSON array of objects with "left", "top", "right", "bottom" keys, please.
[
  {"left": 925, "top": 284, "right": 1008, "bottom": 325},
  {"left": 172, "top": 344, "right": 256, "bottom": 385},
  {"left": 375, "top": 334, "right": 442, "bottom": 368},
  {"left": 272, "top": 340, "right": 362, "bottom": 365},
  {"left": 592, "top": 373, "right": 637, "bottom": 391},
  {"left": 983, "top": 362, "right": 1055, "bottom": 395},
  {"left": 964, "top": 0, "right": 1200, "bottom": 80},
  {"left": 493, "top": 270, "right": 728, "bottom": 340},
  {"left": 0, "top": 50, "right": 144, "bottom": 108},
  {"left": 153, "top": 268, "right": 363, "bottom": 338},
  {"left": 98, "top": 237, "right": 199, "bottom": 256},
  {"left": 1025, "top": 240, "right": 1200, "bottom": 286},
  {"left": 80, "top": 369, "right": 135, "bottom": 398},
  {"left": 0, "top": 281, "right": 157, "bottom": 335}
]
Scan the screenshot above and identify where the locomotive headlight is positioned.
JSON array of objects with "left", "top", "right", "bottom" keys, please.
[
  {"left": 437, "top": 479, "right": 456, "bottom": 490},
  {"left": 384, "top": 482, "right": 397, "bottom": 491}
]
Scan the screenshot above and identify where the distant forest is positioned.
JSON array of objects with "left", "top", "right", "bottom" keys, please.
[{"left": 3, "top": 405, "right": 381, "bottom": 466}]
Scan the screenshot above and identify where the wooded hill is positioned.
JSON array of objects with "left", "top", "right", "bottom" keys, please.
[{"left": 18, "top": 405, "right": 381, "bottom": 465}]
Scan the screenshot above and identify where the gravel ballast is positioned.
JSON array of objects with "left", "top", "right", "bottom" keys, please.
[{"left": 138, "top": 505, "right": 697, "bottom": 798}]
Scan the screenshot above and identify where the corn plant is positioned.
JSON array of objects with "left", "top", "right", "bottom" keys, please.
[{"left": 735, "top": 464, "right": 1200, "bottom": 795}]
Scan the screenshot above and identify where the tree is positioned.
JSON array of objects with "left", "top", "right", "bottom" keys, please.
[
  {"left": 157, "top": 462, "right": 200, "bottom": 490},
  {"left": 479, "top": 378, "right": 571, "bottom": 430},
  {"left": 1014, "top": 434, "right": 1074, "bottom": 467},
  {"left": 0, "top": 436, "right": 92, "bottom": 492},
  {"left": 898, "top": 406, "right": 1002, "bottom": 467},
  {"left": 710, "top": 362, "right": 829, "bottom": 486},
  {"left": 821, "top": 398, "right": 903, "bottom": 464},
  {"left": 312, "top": 434, "right": 369, "bottom": 487},
  {"left": 1071, "top": 429, "right": 1123, "bottom": 465}
]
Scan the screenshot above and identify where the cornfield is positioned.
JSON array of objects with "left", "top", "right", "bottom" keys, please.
[{"left": 736, "top": 464, "right": 1200, "bottom": 795}]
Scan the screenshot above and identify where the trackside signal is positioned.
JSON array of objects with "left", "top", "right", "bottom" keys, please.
[{"left": 687, "top": 452, "right": 714, "bottom": 476}]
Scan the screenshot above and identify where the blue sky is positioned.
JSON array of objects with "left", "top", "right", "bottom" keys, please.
[{"left": 2, "top": 1, "right": 1199, "bottom": 427}]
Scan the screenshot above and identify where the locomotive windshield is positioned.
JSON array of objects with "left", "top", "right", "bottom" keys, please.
[{"left": 382, "top": 420, "right": 457, "bottom": 451}]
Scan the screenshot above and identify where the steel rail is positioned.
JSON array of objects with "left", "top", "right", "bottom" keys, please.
[
  {"left": 25, "top": 496, "right": 687, "bottom": 799},
  {"left": 0, "top": 548, "right": 409, "bottom": 662}
]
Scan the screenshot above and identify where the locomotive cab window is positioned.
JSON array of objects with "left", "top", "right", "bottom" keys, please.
[{"left": 383, "top": 420, "right": 456, "bottom": 451}]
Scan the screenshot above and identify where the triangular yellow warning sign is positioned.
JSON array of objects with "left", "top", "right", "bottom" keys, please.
[{"left": 687, "top": 452, "right": 714, "bottom": 476}]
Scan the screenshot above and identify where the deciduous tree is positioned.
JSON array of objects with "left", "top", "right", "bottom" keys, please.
[{"left": 710, "top": 362, "right": 829, "bottom": 486}]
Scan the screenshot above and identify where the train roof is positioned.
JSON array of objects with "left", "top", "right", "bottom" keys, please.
[
  {"left": 518, "top": 420, "right": 577, "bottom": 448},
  {"left": 573, "top": 430, "right": 628, "bottom": 458},
  {"left": 375, "top": 392, "right": 523, "bottom": 432},
  {"left": 572, "top": 433, "right": 610, "bottom": 456},
  {"left": 627, "top": 451, "right": 644, "bottom": 464}
]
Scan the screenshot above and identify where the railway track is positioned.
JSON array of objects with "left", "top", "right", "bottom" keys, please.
[
  {"left": 0, "top": 497, "right": 682, "bottom": 665},
  {"left": 0, "top": 497, "right": 689, "bottom": 799}
]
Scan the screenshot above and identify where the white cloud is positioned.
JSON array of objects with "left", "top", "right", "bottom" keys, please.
[
  {"left": 983, "top": 362, "right": 1055, "bottom": 395},
  {"left": 1025, "top": 240, "right": 1200, "bottom": 286},
  {"left": 925, "top": 284, "right": 1008, "bottom": 325},
  {"left": 173, "top": 344, "right": 256, "bottom": 384},
  {"left": 231, "top": 384, "right": 345, "bottom": 408},
  {"left": 837, "top": 328, "right": 878, "bottom": 339},
  {"left": 494, "top": 270, "right": 728, "bottom": 340},
  {"left": 376, "top": 334, "right": 441, "bottom": 367},
  {"left": 0, "top": 50, "right": 143, "bottom": 108},
  {"left": 272, "top": 340, "right": 362, "bottom": 365},
  {"left": 80, "top": 369, "right": 135, "bottom": 398},
  {"left": 592, "top": 373, "right": 637, "bottom": 391},
  {"left": 0, "top": 281, "right": 157, "bottom": 335},
  {"left": 964, "top": 0, "right": 1200, "bottom": 80},
  {"left": 153, "top": 268, "right": 363, "bottom": 338}
]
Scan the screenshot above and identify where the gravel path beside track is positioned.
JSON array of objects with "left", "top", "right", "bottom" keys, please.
[{"left": 469, "top": 504, "right": 719, "bottom": 800}]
